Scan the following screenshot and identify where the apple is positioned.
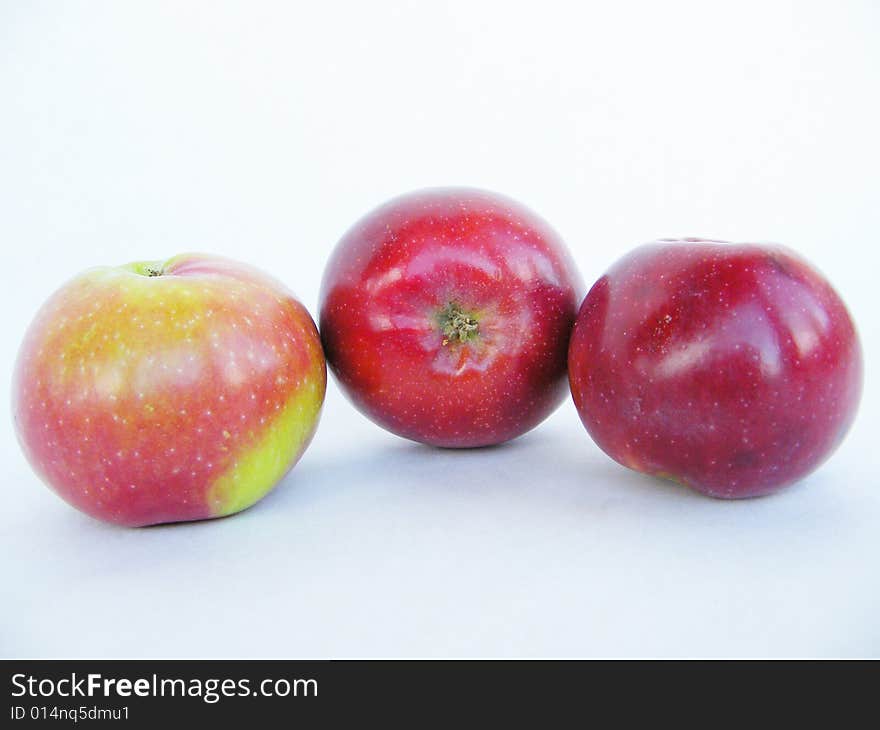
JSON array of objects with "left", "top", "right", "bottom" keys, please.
[
  {"left": 568, "top": 239, "right": 862, "bottom": 498},
  {"left": 12, "top": 254, "right": 326, "bottom": 526},
  {"left": 319, "top": 188, "right": 584, "bottom": 447}
]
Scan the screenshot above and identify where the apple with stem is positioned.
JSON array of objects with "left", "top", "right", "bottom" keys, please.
[
  {"left": 568, "top": 239, "right": 862, "bottom": 498},
  {"left": 13, "top": 254, "right": 326, "bottom": 526},
  {"left": 319, "top": 188, "right": 584, "bottom": 447}
]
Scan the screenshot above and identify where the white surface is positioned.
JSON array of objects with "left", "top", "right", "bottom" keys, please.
[{"left": 1, "top": 0, "right": 878, "bottom": 658}]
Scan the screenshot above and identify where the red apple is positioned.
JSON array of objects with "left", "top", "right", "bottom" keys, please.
[
  {"left": 13, "top": 254, "right": 326, "bottom": 526},
  {"left": 319, "top": 188, "right": 583, "bottom": 447},
  {"left": 568, "top": 239, "right": 862, "bottom": 498}
]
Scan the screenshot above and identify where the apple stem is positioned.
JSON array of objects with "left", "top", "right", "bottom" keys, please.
[{"left": 438, "top": 302, "right": 479, "bottom": 344}]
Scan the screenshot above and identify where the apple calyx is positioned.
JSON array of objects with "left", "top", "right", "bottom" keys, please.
[{"left": 438, "top": 302, "right": 479, "bottom": 345}]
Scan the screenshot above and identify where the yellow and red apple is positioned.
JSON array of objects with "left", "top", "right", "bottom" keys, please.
[{"left": 13, "top": 254, "right": 326, "bottom": 526}]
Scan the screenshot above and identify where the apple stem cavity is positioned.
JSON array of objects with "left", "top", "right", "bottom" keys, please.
[
  {"left": 438, "top": 302, "right": 479, "bottom": 345},
  {"left": 124, "top": 260, "right": 166, "bottom": 278}
]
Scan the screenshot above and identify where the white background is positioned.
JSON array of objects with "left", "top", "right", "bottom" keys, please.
[{"left": 2, "top": 0, "right": 878, "bottom": 658}]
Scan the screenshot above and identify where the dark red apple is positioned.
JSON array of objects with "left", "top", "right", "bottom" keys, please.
[
  {"left": 568, "top": 239, "right": 862, "bottom": 498},
  {"left": 319, "top": 188, "right": 584, "bottom": 447}
]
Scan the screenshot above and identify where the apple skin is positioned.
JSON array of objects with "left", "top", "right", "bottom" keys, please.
[
  {"left": 319, "top": 188, "right": 584, "bottom": 447},
  {"left": 568, "top": 240, "right": 862, "bottom": 498},
  {"left": 12, "top": 254, "right": 326, "bottom": 526}
]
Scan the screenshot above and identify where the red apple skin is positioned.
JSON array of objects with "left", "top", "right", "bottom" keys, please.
[
  {"left": 13, "top": 254, "right": 326, "bottom": 526},
  {"left": 319, "top": 188, "right": 584, "bottom": 448},
  {"left": 568, "top": 240, "right": 862, "bottom": 498}
]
